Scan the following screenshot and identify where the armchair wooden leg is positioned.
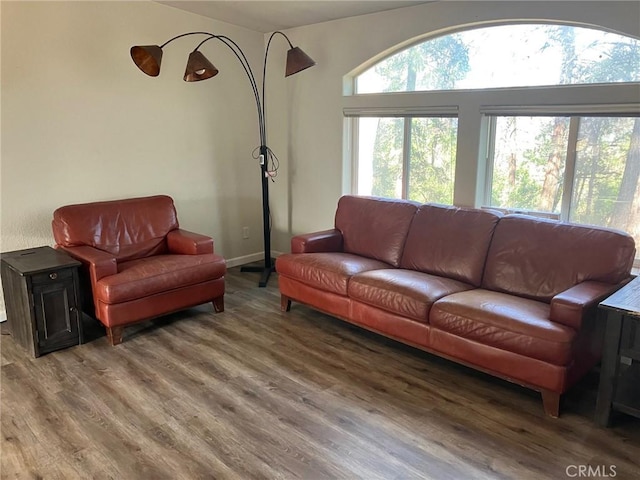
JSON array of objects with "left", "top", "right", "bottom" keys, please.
[
  {"left": 281, "top": 295, "right": 291, "bottom": 312},
  {"left": 541, "top": 390, "right": 561, "bottom": 418},
  {"left": 106, "top": 326, "right": 124, "bottom": 346},
  {"left": 213, "top": 296, "right": 224, "bottom": 313}
]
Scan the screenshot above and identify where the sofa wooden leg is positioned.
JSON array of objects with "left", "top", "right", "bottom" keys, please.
[
  {"left": 281, "top": 295, "right": 291, "bottom": 312},
  {"left": 213, "top": 296, "right": 224, "bottom": 313},
  {"left": 106, "top": 326, "right": 124, "bottom": 346},
  {"left": 541, "top": 390, "right": 561, "bottom": 418}
]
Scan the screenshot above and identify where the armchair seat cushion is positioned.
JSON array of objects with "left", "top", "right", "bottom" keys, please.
[
  {"left": 348, "top": 269, "right": 473, "bottom": 323},
  {"left": 95, "top": 253, "right": 226, "bottom": 304},
  {"left": 430, "top": 289, "right": 576, "bottom": 365}
]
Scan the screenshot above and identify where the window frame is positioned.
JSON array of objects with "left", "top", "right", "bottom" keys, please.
[
  {"left": 347, "top": 108, "right": 459, "bottom": 202},
  {"left": 482, "top": 114, "right": 583, "bottom": 221},
  {"left": 345, "top": 91, "right": 640, "bottom": 208},
  {"left": 481, "top": 111, "right": 640, "bottom": 219}
]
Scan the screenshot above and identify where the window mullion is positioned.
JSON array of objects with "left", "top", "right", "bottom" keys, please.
[
  {"left": 350, "top": 117, "right": 359, "bottom": 194},
  {"left": 402, "top": 117, "right": 412, "bottom": 199},
  {"left": 484, "top": 116, "right": 497, "bottom": 206},
  {"left": 561, "top": 117, "right": 581, "bottom": 222}
]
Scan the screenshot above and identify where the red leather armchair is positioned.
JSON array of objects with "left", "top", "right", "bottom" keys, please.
[{"left": 52, "top": 195, "right": 226, "bottom": 345}]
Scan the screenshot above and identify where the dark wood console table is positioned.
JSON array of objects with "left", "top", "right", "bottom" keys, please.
[{"left": 595, "top": 275, "right": 640, "bottom": 426}]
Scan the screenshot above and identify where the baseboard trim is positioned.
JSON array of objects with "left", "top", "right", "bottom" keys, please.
[{"left": 225, "top": 251, "right": 284, "bottom": 269}]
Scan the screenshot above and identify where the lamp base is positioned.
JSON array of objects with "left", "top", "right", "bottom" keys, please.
[{"left": 240, "top": 260, "right": 275, "bottom": 287}]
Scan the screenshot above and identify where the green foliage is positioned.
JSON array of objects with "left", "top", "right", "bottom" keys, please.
[
  {"left": 371, "top": 118, "right": 404, "bottom": 198},
  {"left": 407, "top": 118, "right": 457, "bottom": 204},
  {"left": 570, "top": 117, "right": 634, "bottom": 228},
  {"left": 374, "top": 35, "right": 470, "bottom": 92}
]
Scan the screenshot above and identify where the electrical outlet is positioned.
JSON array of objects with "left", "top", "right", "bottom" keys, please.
[{"left": 242, "top": 226, "right": 250, "bottom": 239}]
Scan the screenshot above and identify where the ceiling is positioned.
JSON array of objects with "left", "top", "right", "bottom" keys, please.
[{"left": 157, "top": 1, "right": 430, "bottom": 33}]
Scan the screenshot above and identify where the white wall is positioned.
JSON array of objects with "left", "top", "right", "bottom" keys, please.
[
  {"left": 1, "top": 1, "right": 267, "bottom": 314},
  {"left": 272, "top": 1, "right": 640, "bottom": 249}
]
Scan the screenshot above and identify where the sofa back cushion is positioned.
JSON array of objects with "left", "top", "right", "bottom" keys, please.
[
  {"left": 400, "top": 204, "right": 502, "bottom": 286},
  {"left": 482, "top": 214, "right": 636, "bottom": 302},
  {"left": 334, "top": 195, "right": 418, "bottom": 267},
  {"left": 52, "top": 195, "right": 179, "bottom": 262}
]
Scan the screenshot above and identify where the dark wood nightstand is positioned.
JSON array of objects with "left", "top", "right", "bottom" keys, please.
[
  {"left": 1, "top": 246, "right": 83, "bottom": 357},
  {"left": 595, "top": 276, "right": 640, "bottom": 426}
]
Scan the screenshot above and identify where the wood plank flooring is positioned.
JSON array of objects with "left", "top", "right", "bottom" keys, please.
[{"left": 2, "top": 266, "right": 639, "bottom": 479}]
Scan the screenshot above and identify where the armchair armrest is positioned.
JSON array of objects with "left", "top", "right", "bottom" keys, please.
[
  {"left": 291, "top": 229, "right": 344, "bottom": 254},
  {"left": 550, "top": 281, "right": 620, "bottom": 329},
  {"left": 59, "top": 245, "right": 117, "bottom": 283},
  {"left": 167, "top": 229, "right": 214, "bottom": 255}
]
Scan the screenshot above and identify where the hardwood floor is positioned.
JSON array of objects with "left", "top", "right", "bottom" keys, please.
[{"left": 2, "top": 266, "right": 639, "bottom": 479}]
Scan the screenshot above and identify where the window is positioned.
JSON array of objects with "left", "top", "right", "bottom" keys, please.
[
  {"left": 486, "top": 117, "right": 640, "bottom": 253},
  {"left": 356, "top": 116, "right": 458, "bottom": 204},
  {"left": 487, "top": 116, "right": 570, "bottom": 217},
  {"left": 356, "top": 24, "right": 640, "bottom": 93},
  {"left": 573, "top": 117, "right": 639, "bottom": 245}
]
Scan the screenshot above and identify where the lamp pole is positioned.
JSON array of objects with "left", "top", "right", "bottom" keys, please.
[
  {"left": 247, "top": 142, "right": 274, "bottom": 287},
  {"left": 130, "top": 31, "right": 315, "bottom": 288}
]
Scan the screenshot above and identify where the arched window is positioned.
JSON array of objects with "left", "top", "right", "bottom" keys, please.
[
  {"left": 346, "top": 22, "right": 640, "bottom": 263},
  {"left": 356, "top": 24, "right": 640, "bottom": 93}
]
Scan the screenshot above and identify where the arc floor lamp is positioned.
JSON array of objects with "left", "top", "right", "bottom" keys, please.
[{"left": 130, "top": 31, "right": 315, "bottom": 287}]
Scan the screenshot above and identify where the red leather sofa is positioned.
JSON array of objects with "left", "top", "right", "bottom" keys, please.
[
  {"left": 276, "top": 195, "right": 636, "bottom": 416},
  {"left": 52, "top": 195, "right": 226, "bottom": 345}
]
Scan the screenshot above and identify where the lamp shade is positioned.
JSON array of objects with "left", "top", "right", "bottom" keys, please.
[
  {"left": 285, "top": 46, "right": 316, "bottom": 77},
  {"left": 184, "top": 51, "right": 219, "bottom": 82},
  {"left": 130, "top": 45, "right": 163, "bottom": 77}
]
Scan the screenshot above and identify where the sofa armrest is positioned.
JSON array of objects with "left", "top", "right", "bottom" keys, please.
[
  {"left": 550, "top": 281, "right": 620, "bottom": 329},
  {"left": 59, "top": 245, "right": 117, "bottom": 283},
  {"left": 291, "top": 229, "right": 344, "bottom": 254},
  {"left": 167, "top": 229, "right": 214, "bottom": 255}
]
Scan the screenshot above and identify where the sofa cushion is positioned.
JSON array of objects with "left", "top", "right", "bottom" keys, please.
[
  {"left": 482, "top": 215, "right": 636, "bottom": 302},
  {"left": 430, "top": 289, "right": 576, "bottom": 365},
  {"left": 276, "top": 252, "right": 390, "bottom": 296},
  {"left": 348, "top": 269, "right": 474, "bottom": 323},
  {"left": 52, "top": 195, "right": 179, "bottom": 262},
  {"left": 400, "top": 204, "right": 501, "bottom": 286},
  {"left": 95, "top": 253, "right": 226, "bottom": 304},
  {"left": 334, "top": 196, "right": 418, "bottom": 267}
]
